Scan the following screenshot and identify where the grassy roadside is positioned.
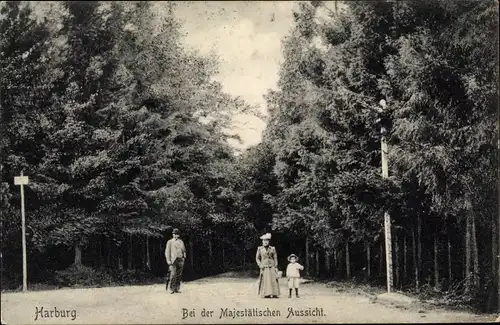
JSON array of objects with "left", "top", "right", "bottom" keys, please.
[{"left": 303, "top": 277, "right": 496, "bottom": 318}]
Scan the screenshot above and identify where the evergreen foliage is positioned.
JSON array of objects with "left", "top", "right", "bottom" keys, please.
[{"left": 0, "top": 0, "right": 498, "bottom": 312}]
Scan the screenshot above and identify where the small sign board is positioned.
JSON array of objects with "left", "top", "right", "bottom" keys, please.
[{"left": 14, "top": 176, "right": 29, "bottom": 185}]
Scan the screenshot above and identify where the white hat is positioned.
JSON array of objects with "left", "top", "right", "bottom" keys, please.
[{"left": 260, "top": 233, "right": 271, "bottom": 240}]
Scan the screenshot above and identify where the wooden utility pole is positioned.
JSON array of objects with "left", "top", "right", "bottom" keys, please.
[
  {"left": 14, "top": 171, "right": 29, "bottom": 292},
  {"left": 379, "top": 99, "right": 393, "bottom": 293}
]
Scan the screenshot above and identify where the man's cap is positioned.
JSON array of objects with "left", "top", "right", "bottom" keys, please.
[{"left": 172, "top": 228, "right": 180, "bottom": 234}]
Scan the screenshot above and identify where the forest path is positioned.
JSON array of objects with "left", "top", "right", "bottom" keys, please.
[{"left": 1, "top": 273, "right": 495, "bottom": 324}]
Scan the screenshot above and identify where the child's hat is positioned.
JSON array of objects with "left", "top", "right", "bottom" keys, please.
[{"left": 287, "top": 254, "right": 298, "bottom": 261}]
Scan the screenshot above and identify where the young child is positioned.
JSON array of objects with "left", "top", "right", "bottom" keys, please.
[{"left": 286, "top": 254, "right": 304, "bottom": 298}]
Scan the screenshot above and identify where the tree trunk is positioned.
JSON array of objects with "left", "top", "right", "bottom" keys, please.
[
  {"left": 107, "top": 238, "right": 111, "bottom": 267},
  {"left": 305, "top": 236, "right": 310, "bottom": 276},
  {"left": 417, "top": 214, "right": 422, "bottom": 279},
  {"left": 208, "top": 236, "right": 213, "bottom": 263},
  {"left": 434, "top": 234, "right": 439, "bottom": 291},
  {"left": 417, "top": 213, "right": 423, "bottom": 292},
  {"left": 189, "top": 237, "right": 194, "bottom": 273},
  {"left": 74, "top": 243, "right": 82, "bottom": 266},
  {"left": 315, "top": 249, "right": 320, "bottom": 276},
  {"left": 413, "top": 229, "right": 419, "bottom": 291},
  {"left": 471, "top": 215, "right": 479, "bottom": 290},
  {"left": 146, "top": 235, "right": 151, "bottom": 270},
  {"left": 141, "top": 236, "right": 146, "bottom": 270},
  {"left": 366, "top": 243, "right": 371, "bottom": 279},
  {"left": 346, "top": 242, "right": 350, "bottom": 279},
  {"left": 118, "top": 241, "right": 123, "bottom": 270},
  {"left": 99, "top": 237, "right": 103, "bottom": 268},
  {"left": 403, "top": 236, "right": 407, "bottom": 286},
  {"left": 395, "top": 234, "right": 400, "bottom": 289},
  {"left": 379, "top": 241, "right": 384, "bottom": 277},
  {"left": 333, "top": 248, "right": 338, "bottom": 277},
  {"left": 128, "top": 234, "right": 133, "bottom": 270},
  {"left": 160, "top": 240, "right": 164, "bottom": 264},
  {"left": 465, "top": 212, "right": 472, "bottom": 294},
  {"left": 334, "top": 248, "right": 337, "bottom": 268},
  {"left": 448, "top": 232, "right": 452, "bottom": 289},
  {"left": 222, "top": 243, "right": 225, "bottom": 270},
  {"left": 325, "top": 249, "right": 331, "bottom": 277}
]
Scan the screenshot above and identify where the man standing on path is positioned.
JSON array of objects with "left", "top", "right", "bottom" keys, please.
[{"left": 165, "top": 228, "right": 186, "bottom": 294}]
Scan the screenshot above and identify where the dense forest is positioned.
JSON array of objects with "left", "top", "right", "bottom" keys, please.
[{"left": 1, "top": 0, "right": 498, "bottom": 313}]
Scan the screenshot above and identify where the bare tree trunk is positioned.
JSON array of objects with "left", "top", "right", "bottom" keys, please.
[
  {"left": 99, "top": 237, "right": 103, "bottom": 267},
  {"left": 471, "top": 216, "right": 479, "bottom": 290},
  {"left": 74, "top": 243, "right": 82, "bottom": 266},
  {"left": 366, "top": 243, "right": 371, "bottom": 279},
  {"left": 208, "top": 236, "right": 213, "bottom": 263},
  {"left": 118, "top": 241, "right": 123, "bottom": 270},
  {"left": 107, "top": 237, "right": 111, "bottom": 267},
  {"left": 448, "top": 233, "right": 452, "bottom": 289},
  {"left": 417, "top": 214, "right": 422, "bottom": 279},
  {"left": 413, "top": 229, "right": 419, "bottom": 291},
  {"left": 325, "top": 249, "right": 331, "bottom": 277},
  {"left": 403, "top": 236, "right": 407, "bottom": 286},
  {"left": 395, "top": 234, "right": 400, "bottom": 289},
  {"left": 379, "top": 241, "right": 384, "bottom": 277},
  {"left": 222, "top": 243, "right": 225, "bottom": 270},
  {"left": 104, "top": 238, "right": 111, "bottom": 267},
  {"left": 346, "top": 242, "right": 350, "bottom": 279},
  {"left": 434, "top": 234, "right": 439, "bottom": 291},
  {"left": 333, "top": 248, "right": 338, "bottom": 277},
  {"left": 146, "top": 235, "right": 151, "bottom": 270},
  {"left": 128, "top": 234, "right": 133, "bottom": 270},
  {"left": 140, "top": 236, "right": 145, "bottom": 270},
  {"left": 465, "top": 212, "right": 472, "bottom": 294},
  {"left": 160, "top": 240, "right": 163, "bottom": 263},
  {"left": 416, "top": 214, "right": 423, "bottom": 292},
  {"left": 305, "top": 236, "right": 310, "bottom": 276},
  {"left": 189, "top": 237, "right": 194, "bottom": 273},
  {"left": 315, "top": 249, "right": 320, "bottom": 276}
]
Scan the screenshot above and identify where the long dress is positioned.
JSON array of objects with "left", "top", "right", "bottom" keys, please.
[{"left": 256, "top": 245, "right": 280, "bottom": 297}]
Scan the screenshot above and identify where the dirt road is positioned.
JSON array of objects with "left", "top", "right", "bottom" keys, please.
[{"left": 1, "top": 274, "right": 495, "bottom": 324}]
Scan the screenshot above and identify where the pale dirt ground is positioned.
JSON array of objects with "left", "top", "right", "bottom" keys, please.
[{"left": 1, "top": 274, "right": 496, "bottom": 324}]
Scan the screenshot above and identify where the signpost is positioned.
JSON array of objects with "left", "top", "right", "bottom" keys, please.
[
  {"left": 14, "top": 171, "right": 29, "bottom": 292},
  {"left": 379, "top": 99, "right": 393, "bottom": 293}
]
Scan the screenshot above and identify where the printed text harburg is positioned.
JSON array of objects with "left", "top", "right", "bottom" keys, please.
[{"left": 34, "top": 306, "right": 77, "bottom": 321}]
